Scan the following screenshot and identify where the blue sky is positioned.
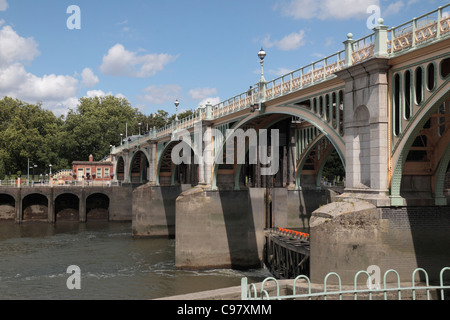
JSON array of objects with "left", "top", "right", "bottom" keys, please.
[{"left": 0, "top": 0, "right": 447, "bottom": 117}]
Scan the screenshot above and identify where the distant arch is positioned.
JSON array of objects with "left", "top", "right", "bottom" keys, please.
[{"left": 86, "top": 193, "right": 109, "bottom": 221}]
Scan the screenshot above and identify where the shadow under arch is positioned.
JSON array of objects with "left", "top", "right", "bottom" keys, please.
[
  {"left": 129, "top": 150, "right": 150, "bottom": 184},
  {"left": 86, "top": 193, "right": 109, "bottom": 221},
  {"left": 115, "top": 155, "right": 125, "bottom": 182},
  {"left": 156, "top": 137, "right": 200, "bottom": 186},
  {"left": 295, "top": 134, "right": 340, "bottom": 190},
  {"left": 0, "top": 193, "right": 16, "bottom": 221},
  {"left": 22, "top": 193, "right": 49, "bottom": 222},
  {"left": 55, "top": 193, "right": 80, "bottom": 222},
  {"left": 211, "top": 106, "right": 346, "bottom": 190}
]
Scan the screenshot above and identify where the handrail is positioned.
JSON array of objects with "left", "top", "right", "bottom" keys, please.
[{"left": 242, "top": 266, "right": 450, "bottom": 300}]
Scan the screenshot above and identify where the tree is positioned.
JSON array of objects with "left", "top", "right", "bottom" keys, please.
[
  {"left": 0, "top": 97, "right": 65, "bottom": 175},
  {"left": 64, "top": 95, "right": 139, "bottom": 162}
]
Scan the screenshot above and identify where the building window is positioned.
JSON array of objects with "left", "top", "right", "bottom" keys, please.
[
  {"left": 105, "top": 168, "right": 110, "bottom": 178},
  {"left": 97, "top": 168, "right": 102, "bottom": 178}
]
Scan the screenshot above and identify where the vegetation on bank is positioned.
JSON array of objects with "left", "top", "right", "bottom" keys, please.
[{"left": 0, "top": 96, "right": 192, "bottom": 179}]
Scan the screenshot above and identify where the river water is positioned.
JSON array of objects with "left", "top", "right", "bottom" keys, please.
[{"left": 0, "top": 221, "right": 271, "bottom": 300}]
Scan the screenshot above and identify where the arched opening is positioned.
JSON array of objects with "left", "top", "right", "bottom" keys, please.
[
  {"left": 86, "top": 193, "right": 109, "bottom": 221},
  {"left": 415, "top": 66, "right": 423, "bottom": 105},
  {"left": 394, "top": 73, "right": 401, "bottom": 135},
  {"left": 0, "top": 194, "right": 15, "bottom": 220},
  {"left": 322, "top": 149, "right": 346, "bottom": 187},
  {"left": 116, "top": 157, "right": 125, "bottom": 181},
  {"left": 404, "top": 70, "right": 412, "bottom": 120},
  {"left": 55, "top": 193, "right": 79, "bottom": 222},
  {"left": 440, "top": 57, "right": 450, "bottom": 79},
  {"left": 130, "top": 151, "right": 149, "bottom": 184},
  {"left": 22, "top": 194, "right": 48, "bottom": 222},
  {"left": 427, "top": 63, "right": 436, "bottom": 91}
]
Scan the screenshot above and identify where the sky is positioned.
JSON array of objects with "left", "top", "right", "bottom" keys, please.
[{"left": 0, "top": 0, "right": 447, "bottom": 117}]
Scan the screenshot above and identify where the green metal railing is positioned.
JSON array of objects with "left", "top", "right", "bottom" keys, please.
[{"left": 242, "top": 267, "right": 450, "bottom": 300}]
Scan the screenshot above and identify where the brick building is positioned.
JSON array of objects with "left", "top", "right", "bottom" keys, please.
[{"left": 72, "top": 154, "right": 113, "bottom": 181}]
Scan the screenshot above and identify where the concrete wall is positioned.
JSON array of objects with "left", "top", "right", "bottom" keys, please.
[
  {"left": 132, "top": 184, "right": 191, "bottom": 238},
  {"left": 175, "top": 187, "right": 265, "bottom": 270},
  {"left": 309, "top": 199, "right": 450, "bottom": 284}
]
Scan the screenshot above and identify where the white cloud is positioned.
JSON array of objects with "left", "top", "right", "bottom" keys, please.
[
  {"left": 81, "top": 68, "right": 99, "bottom": 87},
  {"left": 0, "top": 24, "right": 78, "bottom": 116},
  {"left": 138, "top": 84, "right": 182, "bottom": 105},
  {"left": 0, "top": 25, "right": 39, "bottom": 66},
  {"left": 0, "top": 63, "right": 78, "bottom": 105},
  {"left": 0, "top": 0, "right": 8, "bottom": 11},
  {"left": 85, "top": 90, "right": 125, "bottom": 99},
  {"left": 100, "top": 44, "right": 178, "bottom": 78},
  {"left": 197, "top": 97, "right": 221, "bottom": 108},
  {"left": 188, "top": 87, "right": 218, "bottom": 100},
  {"left": 275, "top": 0, "right": 380, "bottom": 20},
  {"left": 263, "top": 30, "right": 306, "bottom": 51}
]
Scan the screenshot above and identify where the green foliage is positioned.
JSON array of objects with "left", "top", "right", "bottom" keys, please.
[
  {"left": 322, "top": 150, "right": 345, "bottom": 181},
  {"left": 0, "top": 96, "right": 193, "bottom": 177}
]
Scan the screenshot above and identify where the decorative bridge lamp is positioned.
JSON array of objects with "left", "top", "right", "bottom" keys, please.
[
  {"left": 251, "top": 48, "right": 267, "bottom": 113},
  {"left": 174, "top": 99, "right": 180, "bottom": 122},
  {"left": 258, "top": 47, "right": 266, "bottom": 83}
]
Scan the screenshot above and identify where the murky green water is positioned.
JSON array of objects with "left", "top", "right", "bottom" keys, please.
[{"left": 0, "top": 221, "right": 270, "bottom": 300}]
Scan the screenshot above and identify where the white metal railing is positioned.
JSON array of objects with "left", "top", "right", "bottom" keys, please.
[{"left": 242, "top": 267, "right": 450, "bottom": 300}]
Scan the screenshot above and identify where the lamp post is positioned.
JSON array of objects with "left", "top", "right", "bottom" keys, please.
[
  {"left": 138, "top": 123, "right": 142, "bottom": 136},
  {"left": 174, "top": 99, "right": 179, "bottom": 122},
  {"left": 258, "top": 48, "right": 266, "bottom": 83},
  {"left": 120, "top": 133, "right": 123, "bottom": 146}
]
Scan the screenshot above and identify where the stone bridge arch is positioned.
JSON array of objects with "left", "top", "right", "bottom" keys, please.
[
  {"left": 129, "top": 150, "right": 150, "bottom": 184},
  {"left": 390, "top": 86, "right": 450, "bottom": 206},
  {"left": 211, "top": 105, "right": 346, "bottom": 190},
  {"left": 156, "top": 135, "right": 200, "bottom": 186}
]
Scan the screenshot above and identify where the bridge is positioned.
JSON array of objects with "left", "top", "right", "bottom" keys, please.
[
  {"left": 0, "top": 184, "right": 132, "bottom": 223},
  {"left": 1, "top": 5, "right": 449, "bottom": 284},
  {"left": 108, "top": 5, "right": 450, "bottom": 283}
]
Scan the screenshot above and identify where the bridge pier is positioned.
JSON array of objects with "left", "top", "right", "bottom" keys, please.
[
  {"left": 336, "top": 57, "right": 391, "bottom": 207},
  {"left": 310, "top": 198, "right": 450, "bottom": 284}
]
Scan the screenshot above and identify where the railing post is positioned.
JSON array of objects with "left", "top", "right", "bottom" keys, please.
[
  {"left": 344, "top": 33, "right": 355, "bottom": 67},
  {"left": 205, "top": 101, "right": 212, "bottom": 120},
  {"left": 437, "top": 6, "right": 442, "bottom": 38},
  {"left": 374, "top": 18, "right": 389, "bottom": 57}
]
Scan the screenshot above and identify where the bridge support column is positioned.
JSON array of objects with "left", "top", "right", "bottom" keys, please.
[
  {"left": 79, "top": 190, "right": 86, "bottom": 222},
  {"left": 198, "top": 121, "right": 213, "bottom": 186},
  {"left": 175, "top": 187, "right": 265, "bottom": 269},
  {"left": 149, "top": 141, "right": 157, "bottom": 184},
  {"left": 123, "top": 152, "right": 131, "bottom": 184},
  {"left": 336, "top": 58, "right": 390, "bottom": 206}
]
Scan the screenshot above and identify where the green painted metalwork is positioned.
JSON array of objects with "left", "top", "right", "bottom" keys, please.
[{"left": 242, "top": 267, "right": 450, "bottom": 300}]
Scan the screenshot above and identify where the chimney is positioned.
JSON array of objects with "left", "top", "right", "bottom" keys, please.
[{"left": 89, "top": 154, "right": 94, "bottom": 162}]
